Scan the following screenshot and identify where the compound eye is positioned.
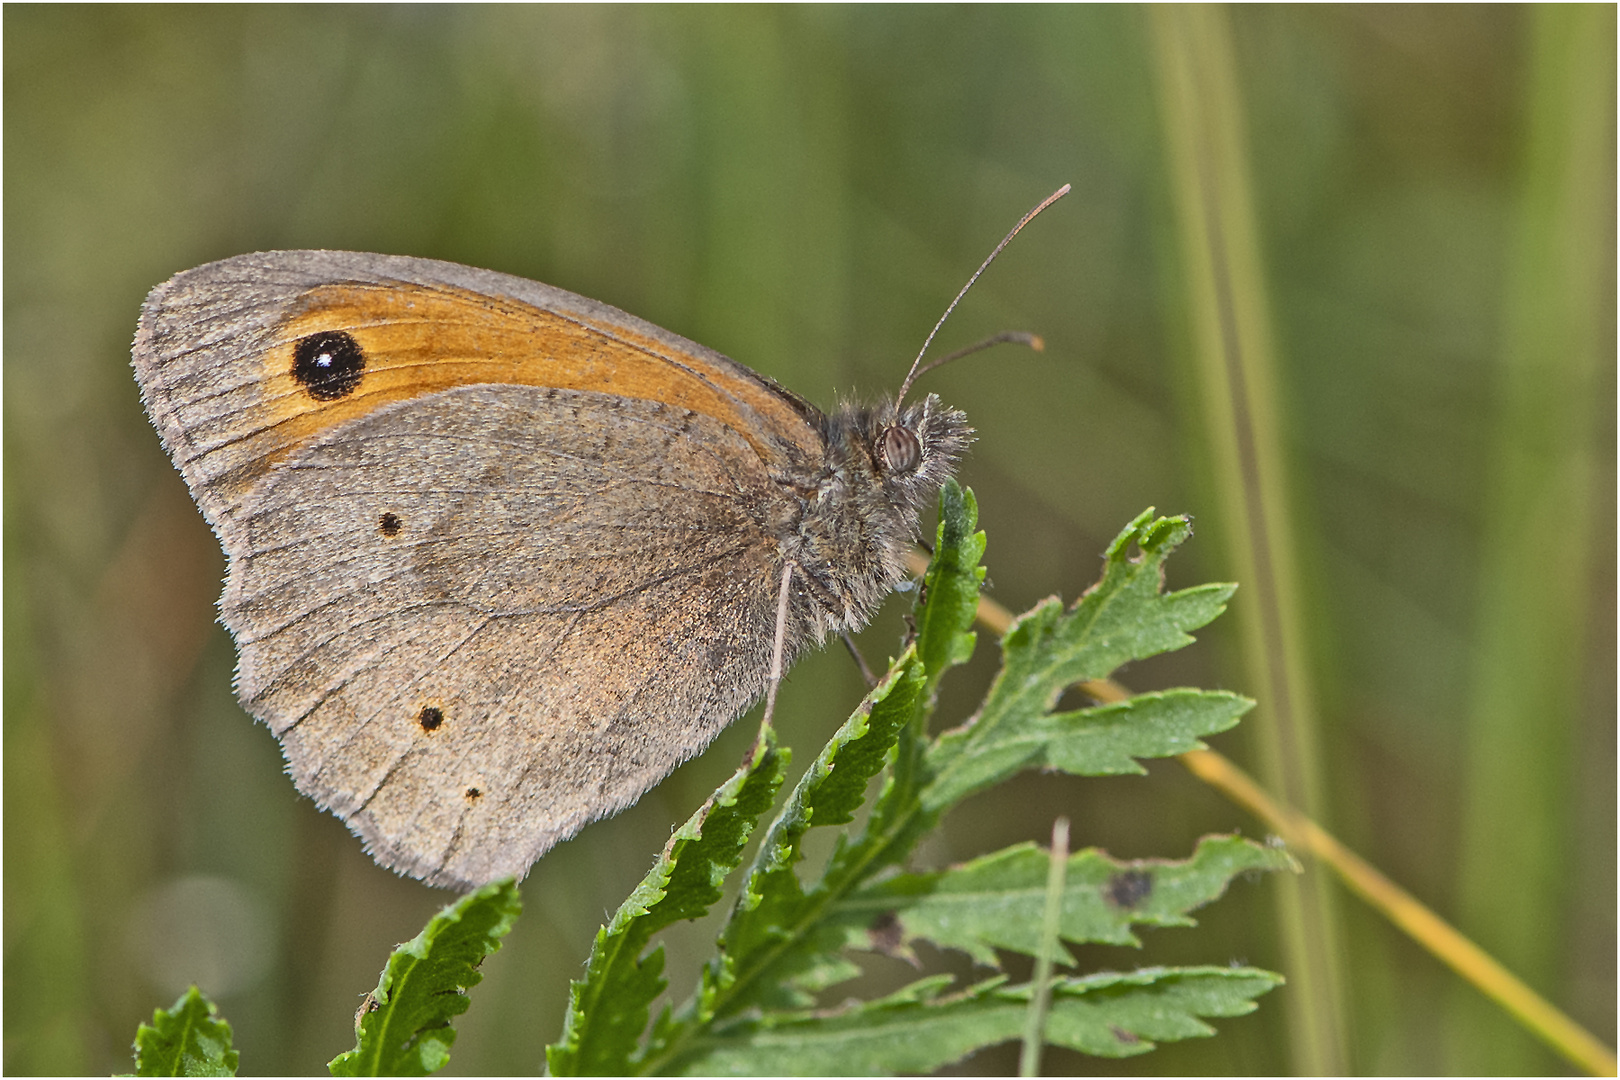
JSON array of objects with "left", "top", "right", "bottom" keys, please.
[{"left": 879, "top": 425, "right": 922, "bottom": 473}]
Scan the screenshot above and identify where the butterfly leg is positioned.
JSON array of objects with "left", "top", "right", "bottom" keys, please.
[
  {"left": 838, "top": 629, "right": 879, "bottom": 689},
  {"left": 760, "top": 560, "right": 796, "bottom": 731}
]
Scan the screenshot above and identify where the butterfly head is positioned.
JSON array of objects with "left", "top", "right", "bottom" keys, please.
[
  {"left": 818, "top": 393, "right": 972, "bottom": 574},
  {"left": 865, "top": 393, "right": 972, "bottom": 520}
]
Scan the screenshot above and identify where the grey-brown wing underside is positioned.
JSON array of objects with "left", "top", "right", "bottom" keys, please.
[{"left": 227, "top": 383, "right": 785, "bottom": 888}]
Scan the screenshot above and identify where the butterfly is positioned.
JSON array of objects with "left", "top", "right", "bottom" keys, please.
[{"left": 133, "top": 250, "right": 968, "bottom": 888}]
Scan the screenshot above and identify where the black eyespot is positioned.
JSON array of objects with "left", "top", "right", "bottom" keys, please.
[
  {"left": 379, "top": 512, "right": 403, "bottom": 536},
  {"left": 417, "top": 705, "right": 444, "bottom": 732},
  {"left": 293, "top": 330, "right": 366, "bottom": 401},
  {"left": 879, "top": 425, "right": 922, "bottom": 473},
  {"left": 465, "top": 786, "right": 482, "bottom": 801}
]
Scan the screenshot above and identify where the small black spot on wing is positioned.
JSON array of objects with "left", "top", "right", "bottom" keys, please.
[
  {"left": 379, "top": 512, "right": 403, "bottom": 536},
  {"left": 465, "top": 786, "right": 482, "bottom": 801},
  {"left": 417, "top": 705, "right": 444, "bottom": 732}
]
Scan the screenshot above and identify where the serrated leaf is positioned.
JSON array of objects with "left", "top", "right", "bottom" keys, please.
[
  {"left": 925, "top": 511, "right": 1236, "bottom": 809},
  {"left": 132, "top": 986, "right": 238, "bottom": 1077},
  {"left": 913, "top": 480, "right": 986, "bottom": 688},
  {"left": 1039, "top": 690, "right": 1250, "bottom": 774},
  {"left": 834, "top": 480, "right": 986, "bottom": 881},
  {"left": 706, "top": 659, "right": 926, "bottom": 1010},
  {"left": 832, "top": 834, "right": 1297, "bottom": 966},
  {"left": 328, "top": 879, "right": 520, "bottom": 1077},
  {"left": 547, "top": 732, "right": 787, "bottom": 1076},
  {"left": 923, "top": 689, "right": 1252, "bottom": 810},
  {"left": 1038, "top": 966, "right": 1282, "bottom": 1056},
  {"left": 551, "top": 499, "right": 1284, "bottom": 1076},
  {"left": 855, "top": 479, "right": 987, "bottom": 872},
  {"left": 640, "top": 658, "right": 927, "bottom": 1071},
  {"left": 666, "top": 966, "right": 1283, "bottom": 1075}
]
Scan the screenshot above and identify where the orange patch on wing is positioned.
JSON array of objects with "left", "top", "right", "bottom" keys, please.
[{"left": 261, "top": 280, "right": 820, "bottom": 463}]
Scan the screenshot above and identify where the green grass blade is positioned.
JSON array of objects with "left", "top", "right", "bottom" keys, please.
[
  {"left": 1448, "top": 6, "right": 1616, "bottom": 1073},
  {"left": 1149, "top": 6, "right": 1347, "bottom": 1070},
  {"left": 1018, "top": 817, "right": 1068, "bottom": 1077}
]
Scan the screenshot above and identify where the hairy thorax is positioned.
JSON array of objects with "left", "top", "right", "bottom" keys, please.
[{"left": 775, "top": 393, "right": 972, "bottom": 642}]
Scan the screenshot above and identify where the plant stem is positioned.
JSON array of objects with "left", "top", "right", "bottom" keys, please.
[{"left": 1019, "top": 817, "right": 1069, "bottom": 1077}]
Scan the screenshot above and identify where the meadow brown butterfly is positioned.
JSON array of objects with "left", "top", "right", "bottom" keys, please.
[{"left": 132, "top": 189, "right": 1066, "bottom": 890}]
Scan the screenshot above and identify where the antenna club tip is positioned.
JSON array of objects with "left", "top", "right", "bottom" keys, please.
[{"left": 1029, "top": 334, "right": 1046, "bottom": 353}]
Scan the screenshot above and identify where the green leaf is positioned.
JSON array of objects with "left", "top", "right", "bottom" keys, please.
[
  {"left": 547, "top": 731, "right": 788, "bottom": 1076},
  {"left": 831, "top": 834, "right": 1297, "bottom": 966},
  {"left": 708, "top": 658, "right": 926, "bottom": 1009},
  {"left": 667, "top": 966, "right": 1283, "bottom": 1075},
  {"left": 551, "top": 500, "right": 1283, "bottom": 1076},
  {"left": 638, "top": 657, "right": 927, "bottom": 1071},
  {"left": 1038, "top": 690, "right": 1250, "bottom": 774},
  {"left": 328, "top": 879, "right": 520, "bottom": 1077},
  {"left": 924, "top": 689, "right": 1253, "bottom": 810},
  {"left": 913, "top": 479, "right": 986, "bottom": 689},
  {"left": 832, "top": 481, "right": 987, "bottom": 880},
  {"left": 924, "top": 511, "right": 1236, "bottom": 810},
  {"left": 132, "top": 986, "right": 238, "bottom": 1077}
]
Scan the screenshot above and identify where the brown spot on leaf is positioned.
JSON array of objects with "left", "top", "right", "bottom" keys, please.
[
  {"left": 867, "top": 910, "right": 904, "bottom": 956},
  {"left": 354, "top": 992, "right": 378, "bottom": 1033},
  {"left": 1105, "top": 869, "right": 1153, "bottom": 909}
]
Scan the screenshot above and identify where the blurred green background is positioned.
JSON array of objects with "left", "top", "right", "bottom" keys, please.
[{"left": 5, "top": 6, "right": 1612, "bottom": 1075}]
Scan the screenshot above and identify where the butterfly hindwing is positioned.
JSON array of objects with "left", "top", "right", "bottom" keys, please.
[{"left": 230, "top": 385, "right": 787, "bottom": 887}]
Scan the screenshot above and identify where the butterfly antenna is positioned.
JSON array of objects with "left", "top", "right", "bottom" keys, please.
[
  {"left": 895, "top": 183, "right": 1071, "bottom": 408},
  {"left": 906, "top": 330, "right": 1045, "bottom": 387}
]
